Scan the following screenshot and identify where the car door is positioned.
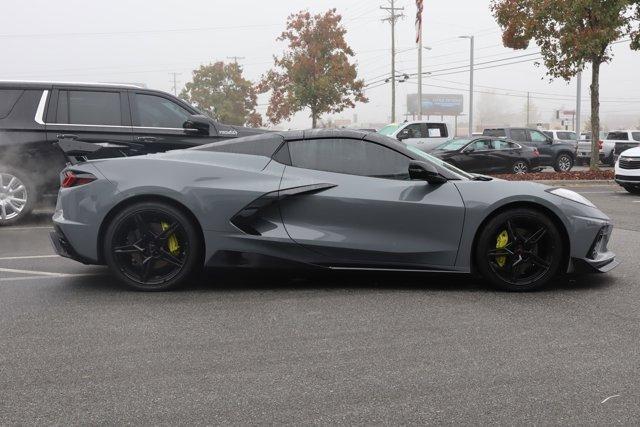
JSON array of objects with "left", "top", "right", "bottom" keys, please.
[
  {"left": 277, "top": 137, "right": 466, "bottom": 269},
  {"left": 129, "top": 91, "right": 217, "bottom": 153},
  {"left": 46, "top": 87, "right": 135, "bottom": 158},
  {"left": 459, "top": 139, "right": 495, "bottom": 173},
  {"left": 527, "top": 129, "right": 554, "bottom": 164}
]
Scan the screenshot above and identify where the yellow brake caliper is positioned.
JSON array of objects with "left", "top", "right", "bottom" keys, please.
[
  {"left": 161, "top": 222, "right": 180, "bottom": 256},
  {"left": 496, "top": 230, "right": 509, "bottom": 267}
]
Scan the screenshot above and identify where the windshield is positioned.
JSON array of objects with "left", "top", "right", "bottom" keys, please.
[
  {"left": 435, "top": 138, "right": 471, "bottom": 151},
  {"left": 405, "top": 145, "right": 474, "bottom": 179},
  {"left": 378, "top": 124, "right": 400, "bottom": 136}
]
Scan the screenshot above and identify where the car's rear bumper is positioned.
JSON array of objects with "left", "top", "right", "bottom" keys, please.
[{"left": 49, "top": 226, "right": 93, "bottom": 265}]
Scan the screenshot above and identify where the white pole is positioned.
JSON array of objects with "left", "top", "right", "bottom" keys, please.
[
  {"left": 576, "top": 71, "right": 582, "bottom": 139},
  {"left": 418, "top": 35, "right": 423, "bottom": 120},
  {"left": 469, "top": 36, "right": 474, "bottom": 137}
]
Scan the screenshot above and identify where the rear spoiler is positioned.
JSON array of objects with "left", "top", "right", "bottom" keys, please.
[
  {"left": 55, "top": 138, "right": 102, "bottom": 165},
  {"left": 54, "top": 138, "right": 137, "bottom": 165}
]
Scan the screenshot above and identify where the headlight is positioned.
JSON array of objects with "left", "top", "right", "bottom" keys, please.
[{"left": 546, "top": 188, "right": 596, "bottom": 208}]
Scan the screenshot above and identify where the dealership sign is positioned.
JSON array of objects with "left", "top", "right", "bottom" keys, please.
[{"left": 407, "top": 93, "right": 464, "bottom": 116}]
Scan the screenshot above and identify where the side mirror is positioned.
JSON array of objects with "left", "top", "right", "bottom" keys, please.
[
  {"left": 397, "top": 130, "right": 410, "bottom": 141},
  {"left": 183, "top": 114, "right": 210, "bottom": 134},
  {"left": 408, "top": 161, "right": 447, "bottom": 184}
]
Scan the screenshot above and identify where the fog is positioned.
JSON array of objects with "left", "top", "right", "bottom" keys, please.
[{"left": 1, "top": 0, "right": 639, "bottom": 131}]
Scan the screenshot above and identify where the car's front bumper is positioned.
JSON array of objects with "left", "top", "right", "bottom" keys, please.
[{"left": 570, "top": 223, "right": 617, "bottom": 273}]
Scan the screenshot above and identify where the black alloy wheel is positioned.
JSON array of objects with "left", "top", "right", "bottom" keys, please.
[
  {"left": 103, "top": 202, "right": 202, "bottom": 291},
  {"left": 512, "top": 160, "right": 528, "bottom": 175},
  {"left": 476, "top": 208, "right": 563, "bottom": 291}
]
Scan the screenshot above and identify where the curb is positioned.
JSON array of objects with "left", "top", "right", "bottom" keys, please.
[{"left": 530, "top": 179, "right": 615, "bottom": 186}]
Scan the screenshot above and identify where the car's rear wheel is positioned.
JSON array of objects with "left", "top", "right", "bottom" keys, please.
[
  {"left": 476, "top": 208, "right": 563, "bottom": 291},
  {"left": 0, "top": 168, "right": 35, "bottom": 226},
  {"left": 103, "top": 201, "right": 202, "bottom": 291},
  {"left": 512, "top": 160, "right": 528, "bottom": 174},
  {"left": 553, "top": 153, "right": 574, "bottom": 172}
]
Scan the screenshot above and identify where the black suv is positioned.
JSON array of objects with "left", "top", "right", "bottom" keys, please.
[
  {"left": 483, "top": 128, "right": 576, "bottom": 172},
  {"left": 0, "top": 81, "right": 265, "bottom": 225}
]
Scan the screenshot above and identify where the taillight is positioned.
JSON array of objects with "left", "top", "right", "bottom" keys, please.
[
  {"left": 61, "top": 170, "right": 96, "bottom": 188},
  {"left": 533, "top": 148, "right": 540, "bottom": 157},
  {"left": 598, "top": 140, "right": 603, "bottom": 150}
]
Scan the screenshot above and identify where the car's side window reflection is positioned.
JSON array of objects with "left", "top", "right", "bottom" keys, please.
[{"left": 288, "top": 138, "right": 411, "bottom": 180}]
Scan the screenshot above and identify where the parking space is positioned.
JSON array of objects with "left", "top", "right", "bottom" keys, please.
[{"left": 1, "top": 183, "right": 640, "bottom": 424}]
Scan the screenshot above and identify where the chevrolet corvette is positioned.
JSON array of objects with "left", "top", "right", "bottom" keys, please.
[{"left": 50, "top": 130, "right": 617, "bottom": 291}]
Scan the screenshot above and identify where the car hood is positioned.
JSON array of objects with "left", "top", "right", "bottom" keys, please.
[{"left": 620, "top": 146, "right": 640, "bottom": 157}]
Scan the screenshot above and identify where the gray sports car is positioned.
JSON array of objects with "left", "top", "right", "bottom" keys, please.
[{"left": 50, "top": 130, "right": 617, "bottom": 291}]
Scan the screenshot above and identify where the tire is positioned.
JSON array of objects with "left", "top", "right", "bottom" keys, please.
[
  {"left": 475, "top": 208, "right": 563, "bottom": 291},
  {"left": 623, "top": 186, "right": 640, "bottom": 195},
  {"left": 553, "top": 153, "right": 574, "bottom": 172},
  {"left": 0, "top": 167, "right": 36, "bottom": 226},
  {"left": 605, "top": 154, "right": 615, "bottom": 167},
  {"left": 103, "top": 201, "right": 202, "bottom": 291},
  {"left": 512, "top": 160, "right": 528, "bottom": 174}
]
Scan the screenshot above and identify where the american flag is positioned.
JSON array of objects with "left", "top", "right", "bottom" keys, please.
[{"left": 415, "top": 0, "right": 423, "bottom": 44}]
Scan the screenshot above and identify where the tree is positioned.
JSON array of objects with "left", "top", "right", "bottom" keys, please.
[
  {"left": 181, "top": 61, "right": 262, "bottom": 127},
  {"left": 491, "top": 1, "right": 640, "bottom": 170},
  {"left": 259, "top": 9, "right": 368, "bottom": 128}
]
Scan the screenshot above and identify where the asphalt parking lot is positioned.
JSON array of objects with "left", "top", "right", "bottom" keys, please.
[{"left": 1, "top": 183, "right": 639, "bottom": 424}]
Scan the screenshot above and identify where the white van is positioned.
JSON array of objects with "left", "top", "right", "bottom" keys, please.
[{"left": 378, "top": 121, "right": 451, "bottom": 152}]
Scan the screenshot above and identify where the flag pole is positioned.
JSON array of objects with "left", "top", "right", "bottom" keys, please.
[{"left": 416, "top": 0, "right": 423, "bottom": 120}]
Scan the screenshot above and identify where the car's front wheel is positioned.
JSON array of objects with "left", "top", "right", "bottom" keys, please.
[
  {"left": 103, "top": 201, "right": 202, "bottom": 291},
  {"left": 0, "top": 168, "right": 35, "bottom": 226},
  {"left": 623, "top": 185, "right": 640, "bottom": 195},
  {"left": 476, "top": 208, "right": 563, "bottom": 291},
  {"left": 553, "top": 153, "right": 574, "bottom": 172}
]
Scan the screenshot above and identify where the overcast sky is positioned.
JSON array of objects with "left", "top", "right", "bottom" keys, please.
[{"left": 2, "top": 0, "right": 640, "bottom": 130}]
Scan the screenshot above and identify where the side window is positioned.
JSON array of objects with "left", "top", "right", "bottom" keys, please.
[
  {"left": 529, "top": 130, "right": 548, "bottom": 142},
  {"left": 288, "top": 138, "right": 411, "bottom": 179},
  {"left": 632, "top": 132, "right": 640, "bottom": 142},
  {"left": 68, "top": 91, "right": 121, "bottom": 126},
  {"left": 607, "top": 132, "right": 629, "bottom": 141},
  {"left": 543, "top": 131, "right": 553, "bottom": 139},
  {"left": 133, "top": 94, "right": 191, "bottom": 128},
  {"left": 426, "top": 123, "right": 447, "bottom": 138},
  {"left": 491, "top": 140, "right": 512, "bottom": 150},
  {"left": 402, "top": 124, "right": 424, "bottom": 138},
  {"left": 0, "top": 89, "right": 23, "bottom": 119},
  {"left": 56, "top": 90, "right": 69, "bottom": 123},
  {"left": 468, "top": 139, "right": 492, "bottom": 151},
  {"left": 510, "top": 129, "right": 528, "bottom": 142}
]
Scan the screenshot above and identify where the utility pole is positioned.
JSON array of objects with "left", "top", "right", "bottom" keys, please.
[
  {"left": 227, "top": 56, "right": 245, "bottom": 65},
  {"left": 168, "top": 72, "right": 181, "bottom": 96},
  {"left": 576, "top": 71, "right": 582, "bottom": 139},
  {"left": 381, "top": 0, "right": 404, "bottom": 123},
  {"left": 526, "top": 91, "right": 530, "bottom": 127},
  {"left": 459, "top": 35, "right": 474, "bottom": 136}
]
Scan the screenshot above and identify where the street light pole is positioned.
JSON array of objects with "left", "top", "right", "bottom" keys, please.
[{"left": 459, "top": 35, "right": 474, "bottom": 136}]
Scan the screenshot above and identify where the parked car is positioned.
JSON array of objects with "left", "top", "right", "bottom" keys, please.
[
  {"left": 378, "top": 121, "right": 451, "bottom": 152},
  {"left": 0, "top": 81, "right": 266, "bottom": 225},
  {"left": 431, "top": 137, "right": 540, "bottom": 174},
  {"left": 614, "top": 146, "right": 640, "bottom": 194},
  {"left": 577, "top": 134, "right": 604, "bottom": 166},
  {"left": 603, "top": 130, "right": 640, "bottom": 166},
  {"left": 482, "top": 127, "right": 576, "bottom": 172},
  {"left": 51, "top": 129, "right": 616, "bottom": 292}
]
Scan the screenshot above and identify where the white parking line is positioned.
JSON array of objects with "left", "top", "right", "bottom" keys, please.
[
  {"left": 0, "top": 255, "right": 59, "bottom": 261},
  {"left": 0, "top": 226, "right": 54, "bottom": 231},
  {"left": 0, "top": 273, "right": 104, "bottom": 282},
  {"left": 0, "top": 267, "right": 73, "bottom": 277}
]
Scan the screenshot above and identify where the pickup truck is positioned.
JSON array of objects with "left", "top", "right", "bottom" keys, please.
[
  {"left": 378, "top": 121, "right": 451, "bottom": 152},
  {"left": 609, "top": 130, "right": 640, "bottom": 162},
  {"left": 482, "top": 127, "right": 576, "bottom": 172}
]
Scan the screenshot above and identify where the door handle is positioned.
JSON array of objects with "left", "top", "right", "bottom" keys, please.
[
  {"left": 56, "top": 134, "right": 79, "bottom": 140},
  {"left": 136, "top": 136, "right": 158, "bottom": 143}
]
